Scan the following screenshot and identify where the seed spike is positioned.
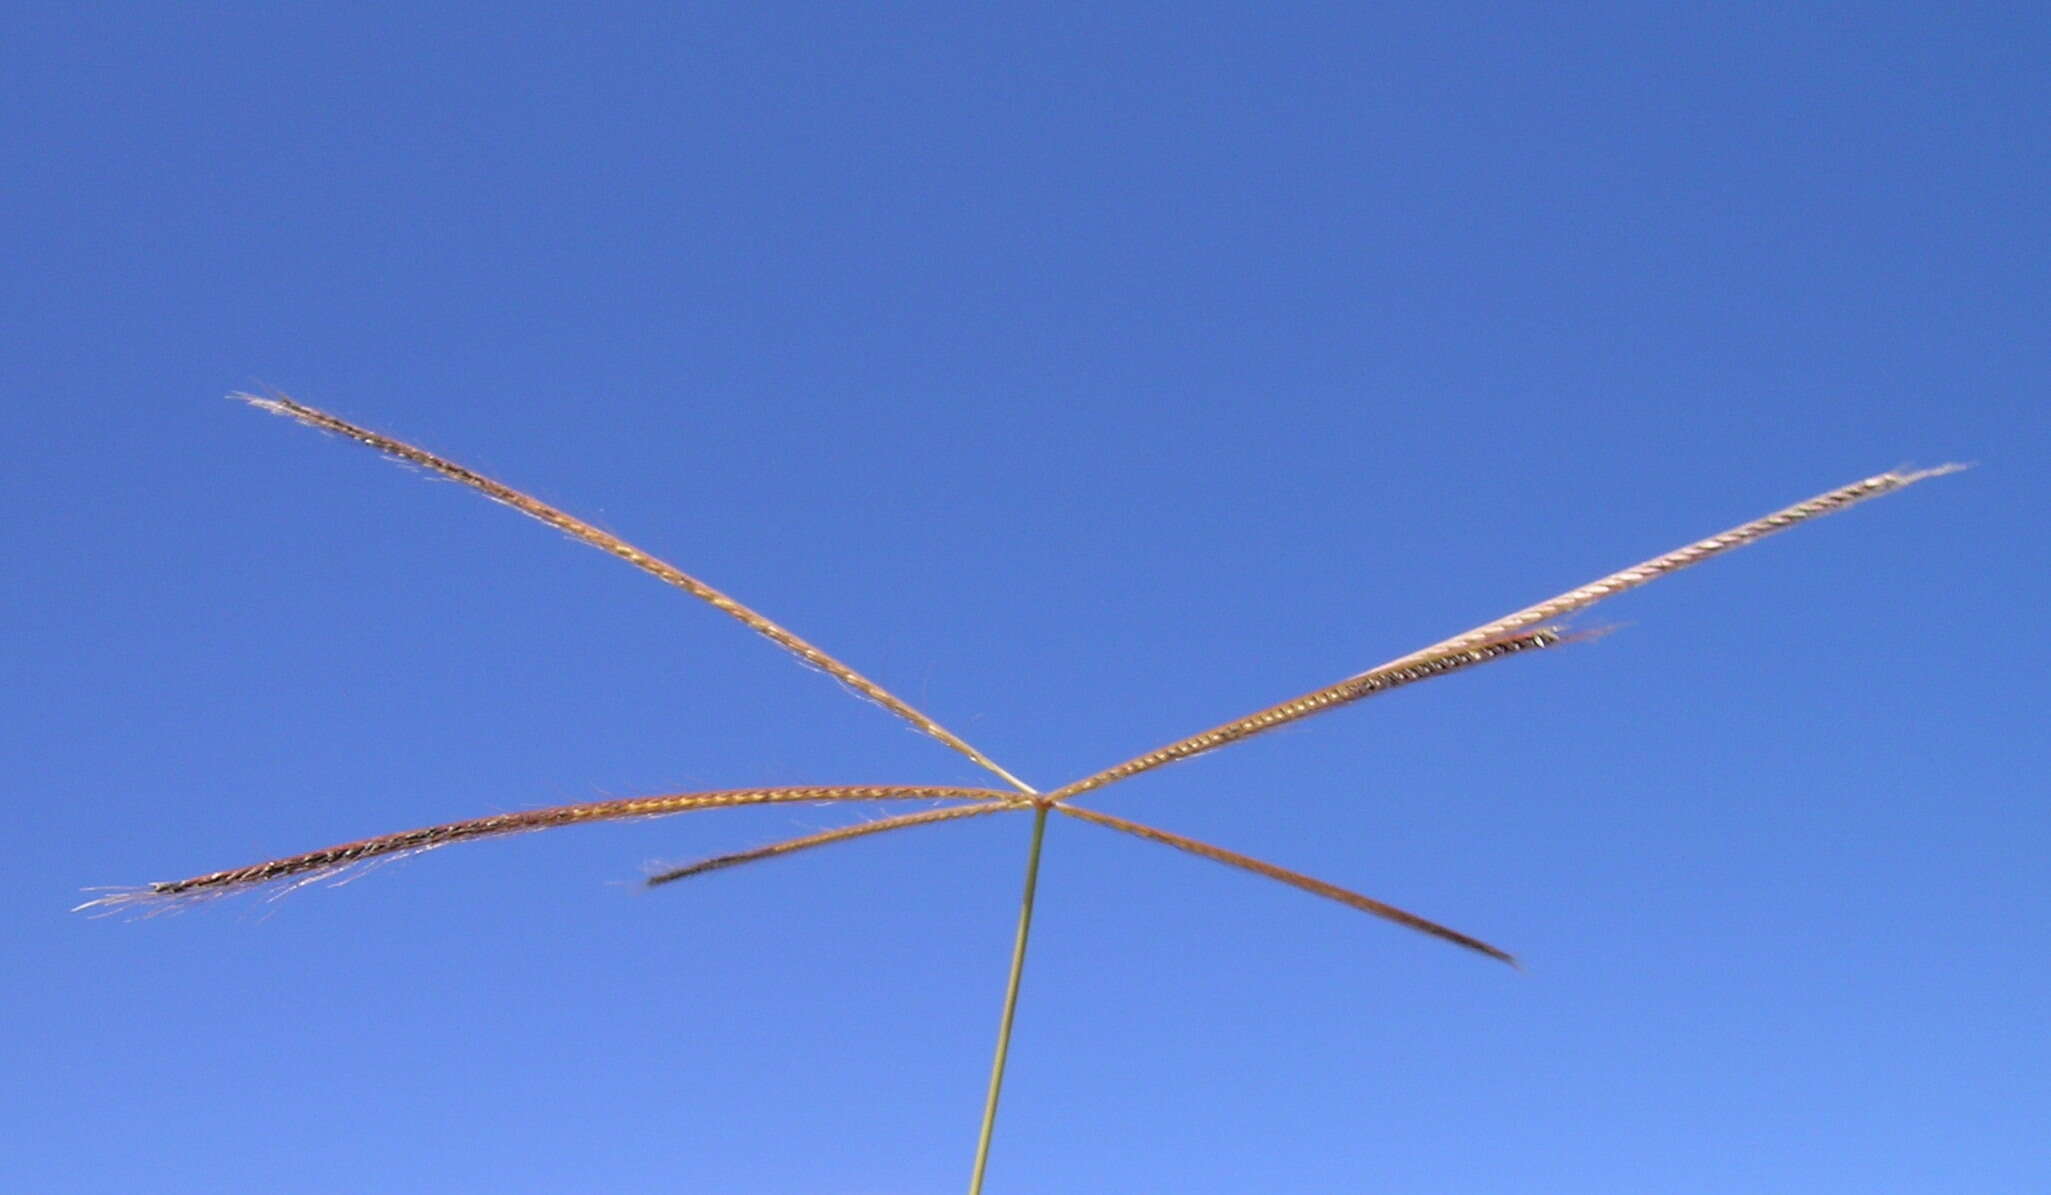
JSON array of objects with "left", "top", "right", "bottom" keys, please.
[
  {"left": 1045, "top": 626, "right": 1571, "bottom": 805},
  {"left": 75, "top": 785, "right": 1016, "bottom": 910},
  {"left": 644, "top": 802, "right": 1021, "bottom": 886},
  {"left": 231, "top": 392, "right": 1036, "bottom": 794},
  {"left": 1058, "top": 805, "right": 1516, "bottom": 965},
  {"left": 1357, "top": 467, "right": 1962, "bottom": 677}
]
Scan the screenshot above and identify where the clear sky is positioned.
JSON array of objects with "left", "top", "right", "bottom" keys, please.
[{"left": 7, "top": 5, "right": 2047, "bottom": 1192}]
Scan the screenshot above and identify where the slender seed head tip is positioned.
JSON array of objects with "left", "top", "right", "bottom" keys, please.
[
  {"left": 228, "top": 390, "right": 305, "bottom": 417},
  {"left": 71, "top": 889, "right": 141, "bottom": 915},
  {"left": 1892, "top": 462, "right": 1972, "bottom": 485}
]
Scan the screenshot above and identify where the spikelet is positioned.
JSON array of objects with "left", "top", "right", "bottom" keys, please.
[
  {"left": 233, "top": 393, "right": 1036, "bottom": 794},
  {"left": 76, "top": 786, "right": 1014, "bottom": 912},
  {"left": 1059, "top": 805, "right": 1514, "bottom": 964},
  {"left": 1045, "top": 627, "right": 1573, "bottom": 804},
  {"left": 1356, "top": 466, "right": 1965, "bottom": 675},
  {"left": 645, "top": 803, "right": 1018, "bottom": 886}
]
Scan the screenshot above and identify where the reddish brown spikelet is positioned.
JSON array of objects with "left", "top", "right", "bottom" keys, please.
[
  {"left": 1045, "top": 627, "right": 1569, "bottom": 805},
  {"left": 232, "top": 392, "right": 1036, "bottom": 793},
  {"left": 1059, "top": 804, "right": 1515, "bottom": 964},
  {"left": 1356, "top": 466, "right": 1963, "bottom": 676},
  {"left": 76, "top": 786, "right": 1015, "bottom": 910},
  {"left": 644, "top": 803, "right": 1020, "bottom": 886}
]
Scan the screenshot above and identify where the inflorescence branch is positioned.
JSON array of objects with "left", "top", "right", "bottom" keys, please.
[{"left": 87, "top": 396, "right": 1956, "bottom": 964}]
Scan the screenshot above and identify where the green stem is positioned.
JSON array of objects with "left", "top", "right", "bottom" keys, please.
[{"left": 968, "top": 804, "right": 1050, "bottom": 1194}]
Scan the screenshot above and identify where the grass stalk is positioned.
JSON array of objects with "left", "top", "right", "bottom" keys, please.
[
  {"left": 969, "top": 804, "right": 1050, "bottom": 1195},
  {"left": 91, "top": 400, "right": 1961, "bottom": 1189}
]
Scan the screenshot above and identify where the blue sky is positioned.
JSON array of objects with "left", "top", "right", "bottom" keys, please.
[{"left": 6, "top": 4, "right": 2047, "bottom": 1192}]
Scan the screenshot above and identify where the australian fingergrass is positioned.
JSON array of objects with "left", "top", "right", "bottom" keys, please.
[{"left": 85, "top": 395, "right": 1957, "bottom": 1190}]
